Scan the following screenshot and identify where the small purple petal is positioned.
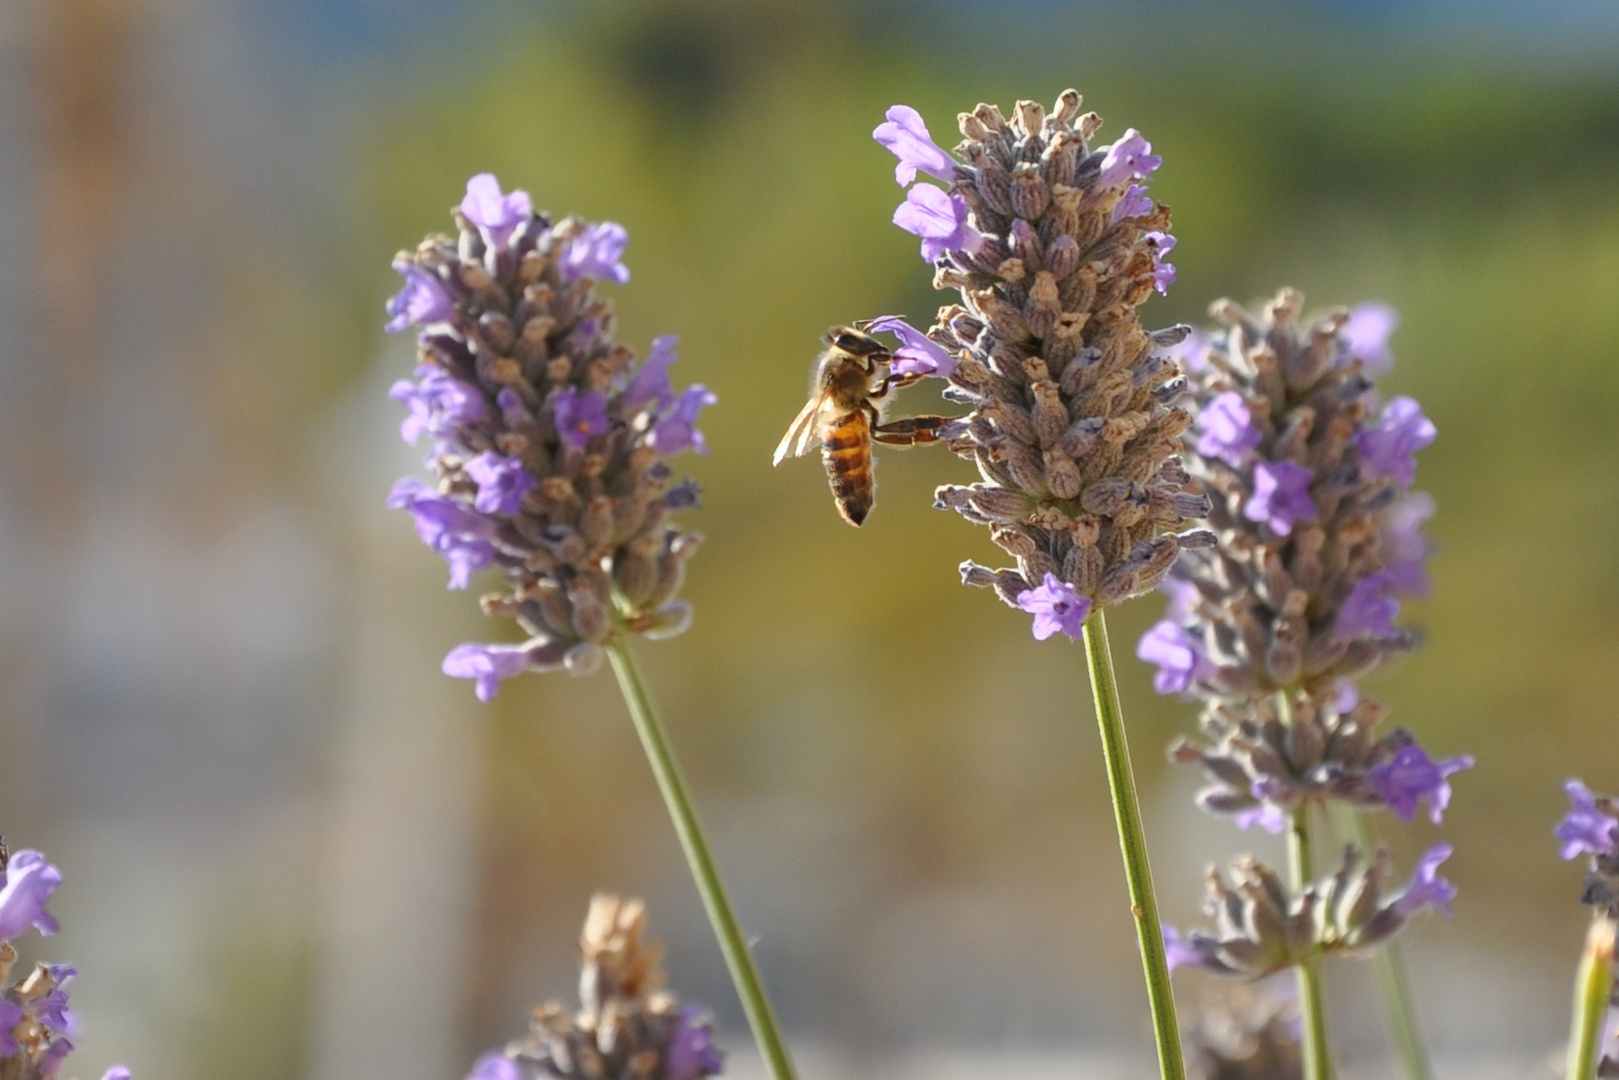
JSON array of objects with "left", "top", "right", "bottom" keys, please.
[
  {"left": 101, "top": 1069, "right": 132, "bottom": 1080},
  {"left": 1391, "top": 844, "right": 1457, "bottom": 918},
  {"left": 389, "top": 368, "right": 487, "bottom": 447},
  {"left": 1098, "top": 129, "right": 1163, "bottom": 188},
  {"left": 1196, "top": 392, "right": 1262, "bottom": 466},
  {"left": 465, "top": 452, "right": 534, "bottom": 515},
  {"left": 1343, "top": 302, "right": 1399, "bottom": 375},
  {"left": 38, "top": 1037, "right": 71, "bottom": 1080},
  {"left": 1383, "top": 492, "right": 1436, "bottom": 597},
  {"left": 892, "top": 185, "right": 985, "bottom": 263},
  {"left": 1136, "top": 620, "right": 1211, "bottom": 695},
  {"left": 648, "top": 385, "right": 718, "bottom": 457},
  {"left": 1366, "top": 744, "right": 1474, "bottom": 824},
  {"left": 465, "top": 1052, "right": 523, "bottom": 1080},
  {"left": 1233, "top": 801, "right": 1288, "bottom": 835},
  {"left": 388, "top": 479, "right": 497, "bottom": 589},
  {"left": 0, "top": 999, "right": 23, "bottom": 1055},
  {"left": 866, "top": 315, "right": 956, "bottom": 378},
  {"left": 622, "top": 335, "right": 681, "bottom": 412},
  {"left": 496, "top": 387, "right": 530, "bottom": 429},
  {"left": 1112, "top": 183, "right": 1154, "bottom": 223},
  {"left": 1160, "top": 576, "right": 1199, "bottom": 622},
  {"left": 1244, "top": 461, "right": 1317, "bottom": 536},
  {"left": 552, "top": 387, "right": 610, "bottom": 451},
  {"left": 664, "top": 1005, "right": 725, "bottom": 1080},
  {"left": 1144, "top": 231, "right": 1176, "bottom": 295},
  {"left": 561, "top": 223, "right": 631, "bottom": 284},
  {"left": 461, "top": 174, "right": 532, "bottom": 251},
  {"left": 384, "top": 260, "right": 455, "bottom": 333},
  {"left": 1334, "top": 572, "right": 1401, "bottom": 642},
  {"left": 1015, "top": 573, "right": 1092, "bottom": 641},
  {"left": 0, "top": 850, "right": 61, "bottom": 940},
  {"left": 443, "top": 643, "right": 538, "bottom": 703},
  {"left": 1331, "top": 680, "right": 1361, "bottom": 714},
  {"left": 1557, "top": 779, "right": 1619, "bottom": 859},
  {"left": 1162, "top": 923, "right": 1200, "bottom": 971},
  {"left": 1358, "top": 396, "right": 1436, "bottom": 490},
  {"left": 873, "top": 105, "right": 956, "bottom": 186}
]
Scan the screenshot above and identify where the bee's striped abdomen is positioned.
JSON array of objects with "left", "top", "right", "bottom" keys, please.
[{"left": 821, "top": 410, "right": 874, "bottom": 526}]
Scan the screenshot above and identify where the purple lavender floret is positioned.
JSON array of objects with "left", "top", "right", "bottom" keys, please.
[
  {"left": 465, "top": 1052, "right": 522, "bottom": 1080},
  {"left": 1557, "top": 780, "right": 1619, "bottom": 859},
  {"left": 1390, "top": 844, "right": 1457, "bottom": 918},
  {"left": 648, "top": 386, "right": 717, "bottom": 457},
  {"left": 465, "top": 452, "right": 534, "bottom": 516},
  {"left": 621, "top": 335, "right": 681, "bottom": 412},
  {"left": 1097, "top": 128, "right": 1162, "bottom": 188},
  {"left": 866, "top": 315, "right": 956, "bottom": 378},
  {"left": 561, "top": 222, "right": 631, "bottom": 284},
  {"left": 442, "top": 643, "right": 540, "bottom": 703},
  {"left": 1366, "top": 744, "right": 1474, "bottom": 824},
  {"left": 385, "top": 260, "right": 455, "bottom": 333},
  {"left": 387, "top": 479, "right": 496, "bottom": 589},
  {"left": 1342, "top": 302, "right": 1399, "bottom": 375},
  {"left": 0, "top": 851, "right": 61, "bottom": 940},
  {"left": 390, "top": 368, "right": 487, "bottom": 447},
  {"left": 461, "top": 174, "right": 533, "bottom": 252},
  {"left": 1137, "top": 620, "right": 1210, "bottom": 695},
  {"left": 1016, "top": 573, "right": 1092, "bottom": 641},
  {"left": 664, "top": 1005, "right": 725, "bottom": 1080},
  {"left": 1383, "top": 492, "right": 1435, "bottom": 597},
  {"left": 1357, "top": 396, "right": 1435, "bottom": 489},
  {"left": 1195, "top": 391, "right": 1261, "bottom": 466},
  {"left": 1244, "top": 461, "right": 1316, "bottom": 536},
  {"left": 1233, "top": 793, "right": 1287, "bottom": 835},
  {"left": 1334, "top": 573, "right": 1401, "bottom": 641},
  {"left": 873, "top": 105, "right": 956, "bottom": 185},
  {"left": 1112, "top": 183, "right": 1153, "bottom": 223},
  {"left": 553, "top": 387, "right": 610, "bottom": 452},
  {"left": 1144, "top": 231, "right": 1176, "bottom": 294},
  {"left": 892, "top": 184, "right": 985, "bottom": 262}
]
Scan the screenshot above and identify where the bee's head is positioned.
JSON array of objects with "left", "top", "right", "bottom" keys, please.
[{"left": 825, "top": 325, "right": 888, "bottom": 359}]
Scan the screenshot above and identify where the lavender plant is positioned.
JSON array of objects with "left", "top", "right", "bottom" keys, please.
[
  {"left": 852, "top": 90, "right": 1211, "bottom": 1080},
  {"left": 384, "top": 176, "right": 795, "bottom": 1080},
  {"left": 464, "top": 894, "right": 724, "bottom": 1080},
  {"left": 0, "top": 845, "right": 128, "bottom": 1080},
  {"left": 1144, "top": 293, "right": 1456, "bottom": 1080}
]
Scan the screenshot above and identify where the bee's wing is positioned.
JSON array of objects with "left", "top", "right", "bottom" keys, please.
[{"left": 773, "top": 393, "right": 827, "bottom": 465}]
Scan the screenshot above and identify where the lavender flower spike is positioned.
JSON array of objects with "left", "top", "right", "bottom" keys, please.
[
  {"left": 1366, "top": 744, "right": 1474, "bottom": 824},
  {"left": 0, "top": 850, "right": 61, "bottom": 940},
  {"left": 1558, "top": 780, "right": 1619, "bottom": 859},
  {"left": 1016, "top": 573, "right": 1092, "bottom": 641},
  {"left": 873, "top": 105, "right": 956, "bottom": 185},
  {"left": 461, "top": 173, "right": 532, "bottom": 251},
  {"left": 562, "top": 222, "right": 631, "bottom": 284},
  {"left": 865, "top": 315, "right": 955, "bottom": 378},
  {"left": 892, "top": 184, "right": 985, "bottom": 262}
]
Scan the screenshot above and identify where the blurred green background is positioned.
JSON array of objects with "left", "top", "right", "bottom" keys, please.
[{"left": 6, "top": 1, "right": 1619, "bottom": 1078}]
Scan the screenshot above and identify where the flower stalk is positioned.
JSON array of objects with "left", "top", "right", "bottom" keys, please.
[
  {"left": 1081, "top": 608, "right": 1186, "bottom": 1080},
  {"left": 1288, "top": 804, "right": 1333, "bottom": 1080},
  {"left": 1566, "top": 912, "right": 1616, "bottom": 1080},
  {"left": 606, "top": 638, "right": 798, "bottom": 1080}
]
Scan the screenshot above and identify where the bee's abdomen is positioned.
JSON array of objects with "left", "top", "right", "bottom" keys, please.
[{"left": 821, "top": 412, "right": 874, "bottom": 527}]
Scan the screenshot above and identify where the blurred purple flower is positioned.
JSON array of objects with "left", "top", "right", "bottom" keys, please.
[
  {"left": 893, "top": 185, "right": 985, "bottom": 262},
  {"left": 664, "top": 1005, "right": 725, "bottom": 1080},
  {"left": 1137, "top": 620, "right": 1210, "bottom": 694},
  {"left": 622, "top": 335, "right": 681, "bottom": 412},
  {"left": 1557, "top": 780, "right": 1618, "bottom": 859},
  {"left": 465, "top": 1052, "right": 522, "bottom": 1080},
  {"left": 1343, "top": 302, "right": 1399, "bottom": 375},
  {"left": 1098, "top": 128, "right": 1162, "bottom": 188},
  {"left": 390, "top": 368, "right": 487, "bottom": 447},
  {"left": 1112, "top": 183, "right": 1153, "bottom": 223},
  {"left": 1196, "top": 391, "right": 1262, "bottom": 466},
  {"left": 1391, "top": 844, "right": 1457, "bottom": 918},
  {"left": 562, "top": 222, "right": 631, "bottom": 284},
  {"left": 101, "top": 1069, "right": 131, "bottom": 1080},
  {"left": 1384, "top": 492, "right": 1436, "bottom": 597},
  {"left": 1358, "top": 396, "right": 1435, "bottom": 489},
  {"left": 38, "top": 1037, "right": 71, "bottom": 1080},
  {"left": 1334, "top": 572, "right": 1401, "bottom": 641},
  {"left": 496, "top": 387, "right": 530, "bottom": 429},
  {"left": 443, "top": 643, "right": 536, "bottom": 703},
  {"left": 0, "top": 1000, "right": 22, "bottom": 1055},
  {"left": 385, "top": 260, "right": 454, "bottom": 333},
  {"left": 553, "top": 387, "right": 610, "bottom": 451},
  {"left": 1015, "top": 573, "right": 1091, "bottom": 641},
  {"left": 465, "top": 452, "right": 534, "bottom": 515},
  {"left": 1234, "top": 785, "right": 1288, "bottom": 834},
  {"left": 1366, "top": 744, "right": 1473, "bottom": 824},
  {"left": 649, "top": 386, "right": 717, "bottom": 457},
  {"left": 1163, "top": 327, "right": 1208, "bottom": 373},
  {"left": 873, "top": 105, "right": 955, "bottom": 185},
  {"left": 387, "top": 478, "right": 496, "bottom": 589},
  {"left": 1161, "top": 923, "right": 1201, "bottom": 971},
  {"left": 461, "top": 174, "right": 532, "bottom": 251},
  {"left": 1160, "top": 576, "right": 1199, "bottom": 621},
  {"left": 1144, "top": 231, "right": 1176, "bottom": 294},
  {"left": 1244, "top": 461, "right": 1316, "bottom": 536},
  {"left": 0, "top": 850, "right": 61, "bottom": 940},
  {"left": 867, "top": 315, "right": 955, "bottom": 378}
]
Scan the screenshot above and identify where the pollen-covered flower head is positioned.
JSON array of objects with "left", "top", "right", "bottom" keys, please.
[
  {"left": 865, "top": 91, "right": 1207, "bottom": 638},
  {"left": 1142, "top": 290, "right": 1436, "bottom": 700},
  {"left": 384, "top": 174, "right": 712, "bottom": 699},
  {"left": 465, "top": 894, "right": 723, "bottom": 1080}
]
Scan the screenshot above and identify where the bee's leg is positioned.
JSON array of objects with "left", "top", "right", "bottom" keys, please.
[
  {"left": 871, "top": 415, "right": 951, "bottom": 446},
  {"left": 868, "top": 371, "right": 927, "bottom": 399}
]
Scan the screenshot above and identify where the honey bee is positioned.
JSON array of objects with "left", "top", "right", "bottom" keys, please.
[{"left": 772, "top": 325, "right": 950, "bottom": 526}]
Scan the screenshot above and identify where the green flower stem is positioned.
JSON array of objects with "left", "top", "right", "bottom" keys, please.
[
  {"left": 1338, "top": 807, "right": 1433, "bottom": 1080},
  {"left": 606, "top": 638, "right": 798, "bottom": 1080},
  {"left": 1566, "top": 912, "right": 1616, "bottom": 1080},
  {"left": 1288, "top": 803, "right": 1333, "bottom": 1080},
  {"left": 1081, "top": 608, "right": 1186, "bottom": 1080}
]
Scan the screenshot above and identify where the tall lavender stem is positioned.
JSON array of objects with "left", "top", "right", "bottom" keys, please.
[
  {"left": 1341, "top": 808, "right": 1433, "bottom": 1080},
  {"left": 1288, "top": 804, "right": 1332, "bottom": 1080},
  {"left": 606, "top": 639, "right": 798, "bottom": 1080},
  {"left": 1566, "top": 913, "right": 1615, "bottom": 1080},
  {"left": 1082, "top": 609, "right": 1186, "bottom": 1080}
]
